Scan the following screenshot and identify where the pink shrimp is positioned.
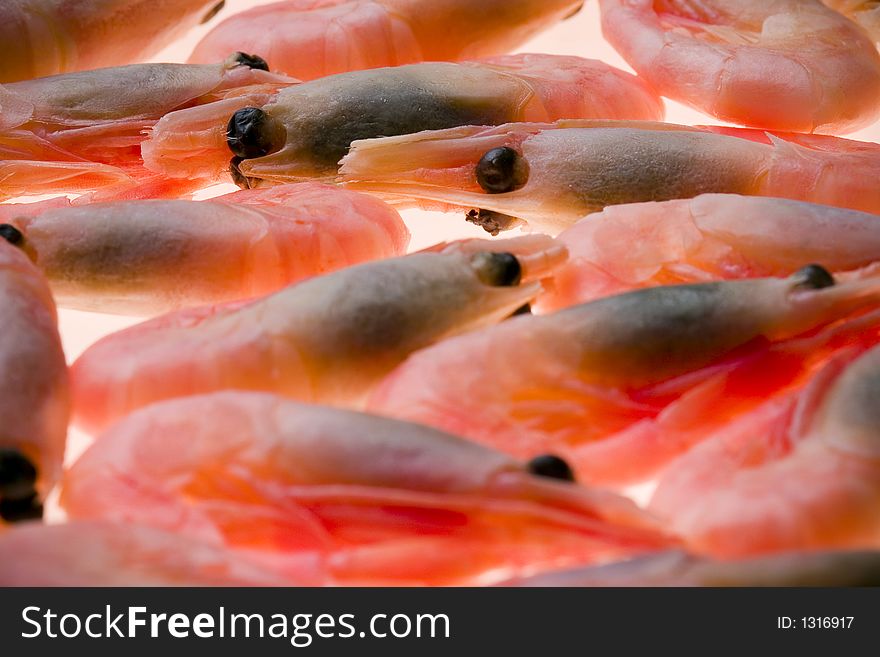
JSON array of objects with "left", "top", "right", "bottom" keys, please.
[
  {"left": 650, "top": 341, "right": 880, "bottom": 558},
  {"left": 501, "top": 549, "right": 880, "bottom": 586},
  {"left": 0, "top": 54, "right": 295, "bottom": 200},
  {"left": 146, "top": 55, "right": 663, "bottom": 189},
  {"left": 188, "top": 0, "right": 585, "bottom": 80},
  {"left": 599, "top": 0, "right": 880, "bottom": 133},
  {"left": 0, "top": 521, "right": 287, "bottom": 586},
  {"left": 0, "top": 0, "right": 225, "bottom": 82},
  {"left": 0, "top": 183, "right": 408, "bottom": 316},
  {"left": 61, "top": 392, "right": 673, "bottom": 586},
  {"left": 539, "top": 194, "right": 880, "bottom": 313},
  {"left": 0, "top": 239, "right": 68, "bottom": 524},
  {"left": 340, "top": 120, "right": 880, "bottom": 234},
  {"left": 70, "top": 235, "right": 567, "bottom": 435},
  {"left": 368, "top": 270, "right": 880, "bottom": 489}
]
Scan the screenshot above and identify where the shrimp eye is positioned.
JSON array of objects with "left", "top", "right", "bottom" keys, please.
[
  {"left": 226, "top": 107, "right": 283, "bottom": 159},
  {"left": 0, "top": 448, "right": 38, "bottom": 502},
  {"left": 475, "top": 147, "right": 529, "bottom": 194},
  {"left": 232, "top": 51, "right": 270, "bottom": 72},
  {"left": 793, "top": 264, "right": 835, "bottom": 290},
  {"left": 526, "top": 454, "right": 576, "bottom": 482},
  {"left": 471, "top": 252, "right": 522, "bottom": 287},
  {"left": 0, "top": 224, "right": 23, "bottom": 247}
]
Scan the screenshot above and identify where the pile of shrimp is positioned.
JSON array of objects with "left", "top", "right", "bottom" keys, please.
[{"left": 4, "top": 0, "right": 880, "bottom": 588}]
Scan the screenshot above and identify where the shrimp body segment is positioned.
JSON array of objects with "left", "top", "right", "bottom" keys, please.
[
  {"left": 0, "top": 184, "right": 409, "bottom": 316},
  {"left": 541, "top": 194, "right": 880, "bottom": 312},
  {"left": 0, "top": 521, "right": 286, "bottom": 586},
  {"left": 0, "top": 0, "right": 223, "bottom": 82},
  {"left": 599, "top": 0, "right": 880, "bottom": 133},
  {"left": 341, "top": 121, "right": 880, "bottom": 234},
  {"left": 502, "top": 549, "right": 880, "bottom": 587},
  {"left": 188, "top": 0, "right": 585, "bottom": 81},
  {"left": 0, "top": 55, "right": 295, "bottom": 200},
  {"left": 61, "top": 392, "right": 673, "bottom": 586},
  {"left": 167, "top": 55, "right": 663, "bottom": 189},
  {"left": 0, "top": 241, "right": 68, "bottom": 522},
  {"left": 70, "top": 235, "right": 567, "bottom": 435},
  {"left": 369, "top": 272, "right": 880, "bottom": 488},
  {"left": 651, "top": 342, "right": 880, "bottom": 557}
]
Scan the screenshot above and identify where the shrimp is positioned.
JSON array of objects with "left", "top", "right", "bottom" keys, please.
[
  {"left": 650, "top": 341, "right": 880, "bottom": 558},
  {"left": 0, "top": 54, "right": 295, "bottom": 200},
  {"left": 598, "top": 0, "right": 880, "bottom": 134},
  {"left": 0, "top": 0, "right": 224, "bottom": 83},
  {"left": 145, "top": 55, "right": 663, "bottom": 188},
  {"left": 188, "top": 0, "right": 585, "bottom": 81},
  {"left": 823, "top": 1, "right": 880, "bottom": 46},
  {"left": 0, "top": 183, "right": 408, "bottom": 316},
  {"left": 368, "top": 269, "right": 880, "bottom": 489},
  {"left": 61, "top": 392, "right": 673, "bottom": 586},
  {"left": 0, "top": 239, "right": 68, "bottom": 524},
  {"left": 70, "top": 235, "right": 567, "bottom": 435},
  {"left": 540, "top": 194, "right": 880, "bottom": 313},
  {"left": 340, "top": 120, "right": 880, "bottom": 235},
  {"left": 0, "top": 521, "right": 287, "bottom": 586},
  {"left": 501, "top": 549, "right": 880, "bottom": 586}
]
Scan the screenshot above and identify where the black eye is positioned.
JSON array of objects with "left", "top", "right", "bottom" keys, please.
[
  {"left": 794, "top": 264, "right": 835, "bottom": 290},
  {"left": 526, "top": 454, "right": 576, "bottom": 482},
  {"left": 0, "top": 448, "right": 40, "bottom": 522},
  {"left": 465, "top": 208, "right": 523, "bottom": 236},
  {"left": 0, "top": 448, "right": 37, "bottom": 497},
  {"left": 0, "top": 224, "right": 23, "bottom": 246},
  {"left": 475, "top": 147, "right": 529, "bottom": 194},
  {"left": 472, "top": 252, "right": 522, "bottom": 287},
  {"left": 232, "top": 51, "right": 269, "bottom": 71},
  {"left": 0, "top": 494, "right": 43, "bottom": 523},
  {"left": 226, "top": 107, "right": 282, "bottom": 159}
]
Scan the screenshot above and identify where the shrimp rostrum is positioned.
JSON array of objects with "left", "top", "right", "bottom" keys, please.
[
  {"left": 369, "top": 268, "right": 880, "bottom": 488},
  {"left": 341, "top": 120, "right": 880, "bottom": 234},
  {"left": 61, "top": 392, "right": 673, "bottom": 586},
  {"left": 70, "top": 235, "right": 567, "bottom": 435}
]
